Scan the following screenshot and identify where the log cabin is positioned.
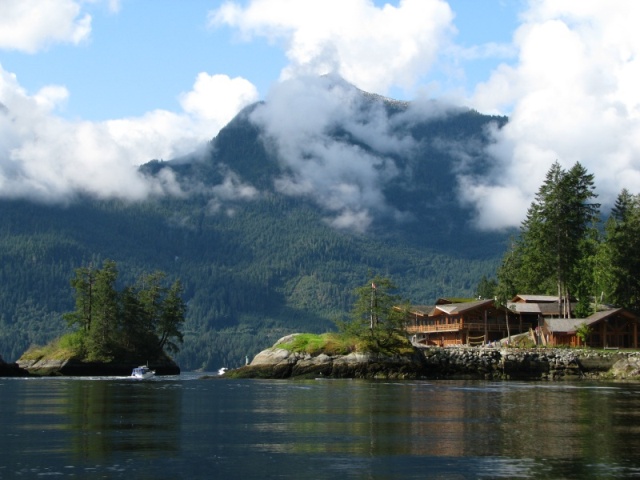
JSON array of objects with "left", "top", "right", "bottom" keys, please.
[
  {"left": 542, "top": 308, "right": 639, "bottom": 348},
  {"left": 406, "top": 299, "right": 531, "bottom": 347}
]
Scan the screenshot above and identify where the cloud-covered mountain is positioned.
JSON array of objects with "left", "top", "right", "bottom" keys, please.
[
  {"left": 0, "top": 79, "right": 510, "bottom": 370},
  {"left": 149, "top": 75, "right": 507, "bottom": 236}
]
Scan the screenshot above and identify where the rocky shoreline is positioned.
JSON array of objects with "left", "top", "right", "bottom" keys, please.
[
  {"left": 18, "top": 357, "right": 181, "bottom": 376},
  {"left": 225, "top": 341, "right": 640, "bottom": 381},
  {"left": 3, "top": 355, "right": 180, "bottom": 377}
]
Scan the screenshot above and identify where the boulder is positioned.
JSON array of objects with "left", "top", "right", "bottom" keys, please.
[{"left": 608, "top": 357, "right": 640, "bottom": 380}]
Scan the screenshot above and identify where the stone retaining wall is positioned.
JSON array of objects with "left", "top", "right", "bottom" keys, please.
[
  {"left": 420, "top": 347, "right": 634, "bottom": 380},
  {"left": 226, "top": 343, "right": 640, "bottom": 380}
]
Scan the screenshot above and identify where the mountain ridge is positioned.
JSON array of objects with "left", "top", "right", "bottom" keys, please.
[{"left": 0, "top": 84, "right": 510, "bottom": 370}]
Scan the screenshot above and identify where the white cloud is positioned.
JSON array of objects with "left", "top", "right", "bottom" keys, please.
[
  {"left": 210, "top": 0, "right": 455, "bottom": 96},
  {"left": 179, "top": 73, "right": 258, "bottom": 128},
  {"left": 250, "top": 75, "right": 413, "bottom": 231},
  {"left": 0, "top": 66, "right": 259, "bottom": 202},
  {"left": 207, "top": 169, "right": 260, "bottom": 215},
  {"left": 464, "top": 0, "right": 640, "bottom": 230},
  {"left": 0, "top": 0, "right": 91, "bottom": 53}
]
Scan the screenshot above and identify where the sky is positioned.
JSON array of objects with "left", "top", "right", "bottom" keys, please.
[{"left": 1, "top": 0, "right": 640, "bottom": 231}]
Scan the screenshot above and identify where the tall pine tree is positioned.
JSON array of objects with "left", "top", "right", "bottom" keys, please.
[
  {"left": 603, "top": 189, "right": 640, "bottom": 314},
  {"left": 499, "top": 161, "right": 599, "bottom": 317}
]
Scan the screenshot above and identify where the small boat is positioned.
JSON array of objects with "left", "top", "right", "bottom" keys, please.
[
  {"left": 131, "top": 365, "right": 155, "bottom": 379},
  {"left": 218, "top": 367, "right": 227, "bottom": 376}
]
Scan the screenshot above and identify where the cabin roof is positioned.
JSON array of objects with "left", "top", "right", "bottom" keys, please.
[
  {"left": 435, "top": 297, "right": 476, "bottom": 305},
  {"left": 509, "top": 302, "right": 542, "bottom": 314},
  {"left": 432, "top": 299, "right": 496, "bottom": 316},
  {"left": 544, "top": 318, "right": 585, "bottom": 334},
  {"left": 512, "top": 294, "right": 559, "bottom": 303},
  {"left": 545, "top": 308, "right": 634, "bottom": 333},
  {"left": 410, "top": 305, "right": 435, "bottom": 316}
]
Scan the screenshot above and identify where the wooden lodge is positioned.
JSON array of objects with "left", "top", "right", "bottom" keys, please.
[
  {"left": 541, "top": 308, "right": 639, "bottom": 349},
  {"left": 405, "top": 294, "right": 640, "bottom": 349},
  {"left": 508, "top": 294, "right": 576, "bottom": 326},
  {"left": 406, "top": 298, "right": 532, "bottom": 347},
  {"left": 509, "top": 295, "right": 639, "bottom": 348}
]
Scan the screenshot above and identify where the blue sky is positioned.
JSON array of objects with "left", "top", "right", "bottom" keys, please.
[
  {"left": 1, "top": 0, "right": 640, "bottom": 230},
  {"left": 1, "top": 0, "right": 523, "bottom": 121}
]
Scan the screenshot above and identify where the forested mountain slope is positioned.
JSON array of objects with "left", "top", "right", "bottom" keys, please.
[{"left": 0, "top": 82, "right": 509, "bottom": 370}]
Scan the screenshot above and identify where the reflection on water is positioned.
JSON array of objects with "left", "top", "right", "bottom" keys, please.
[
  {"left": 238, "top": 381, "right": 640, "bottom": 478},
  {"left": 2, "top": 377, "right": 640, "bottom": 478},
  {"left": 4, "top": 377, "right": 181, "bottom": 473}
]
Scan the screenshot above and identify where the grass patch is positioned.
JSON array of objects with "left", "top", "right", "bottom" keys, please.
[
  {"left": 276, "top": 332, "right": 415, "bottom": 356},
  {"left": 20, "top": 332, "right": 85, "bottom": 361},
  {"left": 277, "top": 333, "right": 357, "bottom": 356}
]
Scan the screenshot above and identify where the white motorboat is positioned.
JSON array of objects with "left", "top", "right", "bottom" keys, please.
[
  {"left": 218, "top": 367, "right": 227, "bottom": 376},
  {"left": 131, "top": 365, "right": 155, "bottom": 379}
]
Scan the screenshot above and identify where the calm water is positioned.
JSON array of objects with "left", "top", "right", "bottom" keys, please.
[{"left": 1, "top": 376, "right": 640, "bottom": 479}]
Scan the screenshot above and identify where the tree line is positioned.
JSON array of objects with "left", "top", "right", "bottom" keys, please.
[
  {"left": 64, "top": 260, "right": 186, "bottom": 362},
  {"left": 479, "top": 161, "right": 640, "bottom": 318}
]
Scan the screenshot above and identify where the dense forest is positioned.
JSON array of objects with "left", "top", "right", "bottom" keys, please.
[
  {"left": 0, "top": 88, "right": 511, "bottom": 370},
  {"left": 62, "top": 260, "right": 186, "bottom": 363},
  {"left": 490, "top": 161, "right": 640, "bottom": 319}
]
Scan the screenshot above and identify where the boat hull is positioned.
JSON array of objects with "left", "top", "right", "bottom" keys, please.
[{"left": 131, "top": 366, "right": 155, "bottom": 379}]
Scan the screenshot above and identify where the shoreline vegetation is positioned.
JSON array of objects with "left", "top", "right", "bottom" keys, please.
[
  {"left": 4, "top": 331, "right": 640, "bottom": 380},
  {"left": 1, "top": 260, "right": 185, "bottom": 377},
  {"left": 5, "top": 157, "right": 640, "bottom": 381},
  {"left": 221, "top": 333, "right": 640, "bottom": 381}
]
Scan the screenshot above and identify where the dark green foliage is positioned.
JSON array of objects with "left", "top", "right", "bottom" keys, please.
[
  {"left": 475, "top": 275, "right": 497, "bottom": 300},
  {"left": 497, "top": 161, "right": 600, "bottom": 316},
  {"left": 337, "top": 275, "right": 410, "bottom": 353},
  {"left": 64, "top": 260, "right": 185, "bottom": 362},
  {"left": 0, "top": 99, "right": 510, "bottom": 370},
  {"left": 602, "top": 189, "right": 640, "bottom": 315}
]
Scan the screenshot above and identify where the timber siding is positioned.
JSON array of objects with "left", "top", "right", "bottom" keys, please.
[
  {"left": 542, "top": 308, "right": 639, "bottom": 349},
  {"left": 406, "top": 299, "right": 532, "bottom": 347}
]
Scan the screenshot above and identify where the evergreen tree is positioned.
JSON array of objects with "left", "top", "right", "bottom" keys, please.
[
  {"left": 603, "top": 189, "right": 640, "bottom": 314},
  {"left": 339, "top": 275, "right": 410, "bottom": 352},
  {"left": 64, "top": 260, "right": 186, "bottom": 362},
  {"left": 64, "top": 265, "right": 95, "bottom": 333},
  {"left": 119, "top": 285, "right": 151, "bottom": 354},
  {"left": 87, "top": 260, "right": 119, "bottom": 361},
  {"left": 137, "top": 271, "right": 167, "bottom": 336},
  {"left": 475, "top": 275, "right": 497, "bottom": 300},
  {"left": 157, "top": 280, "right": 186, "bottom": 354},
  {"left": 506, "top": 161, "right": 599, "bottom": 317},
  {"left": 495, "top": 241, "right": 521, "bottom": 307}
]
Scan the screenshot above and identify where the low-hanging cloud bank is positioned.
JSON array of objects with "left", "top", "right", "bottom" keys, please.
[
  {"left": 250, "top": 75, "right": 435, "bottom": 232},
  {"left": 0, "top": 0, "right": 259, "bottom": 203},
  {"left": 0, "top": 65, "right": 258, "bottom": 202},
  {"left": 4, "top": 0, "right": 640, "bottom": 235},
  {"left": 214, "top": 0, "right": 640, "bottom": 232}
]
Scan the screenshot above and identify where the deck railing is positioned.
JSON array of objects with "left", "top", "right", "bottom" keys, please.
[{"left": 406, "top": 322, "right": 532, "bottom": 334}]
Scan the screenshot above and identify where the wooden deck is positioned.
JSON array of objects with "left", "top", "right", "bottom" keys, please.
[{"left": 406, "top": 322, "right": 532, "bottom": 334}]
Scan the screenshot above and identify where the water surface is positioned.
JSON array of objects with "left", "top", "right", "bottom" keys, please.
[{"left": 1, "top": 375, "right": 639, "bottom": 479}]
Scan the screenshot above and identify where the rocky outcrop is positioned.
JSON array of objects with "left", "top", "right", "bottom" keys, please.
[
  {"left": 606, "top": 356, "right": 640, "bottom": 380},
  {"left": 225, "top": 337, "right": 640, "bottom": 381},
  {"left": 16, "top": 356, "right": 180, "bottom": 376},
  {"left": 229, "top": 347, "right": 425, "bottom": 379}
]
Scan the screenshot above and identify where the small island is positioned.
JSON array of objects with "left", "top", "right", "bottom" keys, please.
[
  {"left": 15, "top": 260, "right": 184, "bottom": 376},
  {"left": 225, "top": 333, "right": 640, "bottom": 381},
  {"left": 224, "top": 275, "right": 640, "bottom": 381}
]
